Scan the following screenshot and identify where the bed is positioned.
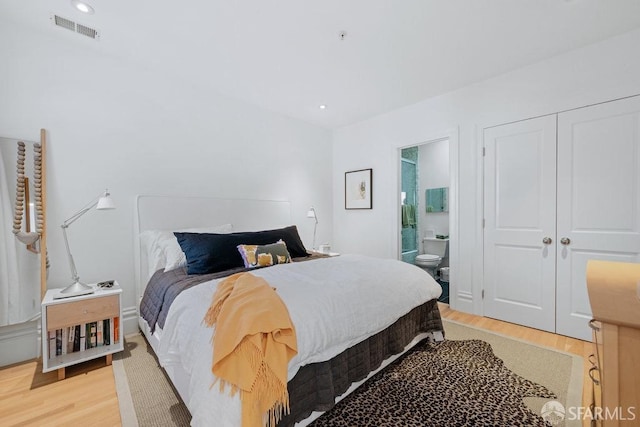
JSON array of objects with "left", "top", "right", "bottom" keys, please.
[{"left": 134, "top": 195, "right": 444, "bottom": 426}]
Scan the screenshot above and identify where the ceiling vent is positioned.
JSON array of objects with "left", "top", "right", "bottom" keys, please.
[{"left": 51, "top": 14, "right": 100, "bottom": 40}]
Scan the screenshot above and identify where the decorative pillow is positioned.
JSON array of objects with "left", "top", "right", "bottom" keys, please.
[
  {"left": 175, "top": 225, "right": 308, "bottom": 275},
  {"left": 140, "top": 224, "right": 233, "bottom": 275},
  {"left": 237, "top": 240, "right": 292, "bottom": 269}
]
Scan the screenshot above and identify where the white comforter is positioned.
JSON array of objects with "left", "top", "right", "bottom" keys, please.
[{"left": 156, "top": 254, "right": 441, "bottom": 426}]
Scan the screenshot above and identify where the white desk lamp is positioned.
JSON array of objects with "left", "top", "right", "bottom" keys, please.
[
  {"left": 58, "top": 189, "right": 115, "bottom": 297},
  {"left": 307, "top": 207, "right": 318, "bottom": 250}
]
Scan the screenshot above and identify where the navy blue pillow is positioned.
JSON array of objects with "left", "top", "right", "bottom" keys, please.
[{"left": 175, "top": 225, "right": 308, "bottom": 274}]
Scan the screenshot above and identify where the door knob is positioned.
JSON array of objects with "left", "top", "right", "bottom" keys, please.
[
  {"left": 542, "top": 237, "right": 552, "bottom": 245},
  {"left": 560, "top": 237, "right": 571, "bottom": 245}
]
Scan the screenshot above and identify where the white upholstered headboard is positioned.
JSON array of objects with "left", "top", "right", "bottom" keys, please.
[{"left": 133, "top": 195, "right": 292, "bottom": 303}]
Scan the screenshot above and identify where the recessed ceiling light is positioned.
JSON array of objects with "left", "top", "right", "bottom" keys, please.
[
  {"left": 319, "top": 105, "right": 327, "bottom": 110},
  {"left": 71, "top": 0, "right": 95, "bottom": 15}
]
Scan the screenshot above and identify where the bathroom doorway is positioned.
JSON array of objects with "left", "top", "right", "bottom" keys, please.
[
  {"left": 399, "top": 137, "right": 452, "bottom": 303},
  {"left": 400, "top": 148, "right": 418, "bottom": 264}
]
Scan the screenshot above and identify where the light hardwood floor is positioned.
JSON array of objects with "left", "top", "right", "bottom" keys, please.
[
  {"left": 0, "top": 304, "right": 593, "bottom": 426},
  {"left": 0, "top": 356, "right": 120, "bottom": 427}
]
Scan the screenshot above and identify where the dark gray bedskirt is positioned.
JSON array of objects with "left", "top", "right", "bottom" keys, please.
[{"left": 278, "top": 299, "right": 443, "bottom": 426}]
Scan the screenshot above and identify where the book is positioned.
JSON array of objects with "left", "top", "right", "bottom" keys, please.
[
  {"left": 113, "top": 317, "right": 119, "bottom": 343},
  {"left": 80, "top": 323, "right": 86, "bottom": 351},
  {"left": 48, "top": 330, "right": 56, "bottom": 359},
  {"left": 61, "top": 327, "right": 67, "bottom": 355},
  {"left": 104, "top": 319, "right": 110, "bottom": 346},
  {"left": 109, "top": 318, "right": 114, "bottom": 345},
  {"left": 97, "top": 320, "right": 103, "bottom": 347},
  {"left": 86, "top": 323, "right": 91, "bottom": 349},
  {"left": 89, "top": 322, "right": 97, "bottom": 348},
  {"left": 55, "top": 329, "right": 62, "bottom": 356},
  {"left": 67, "top": 326, "right": 75, "bottom": 354},
  {"left": 73, "top": 324, "right": 81, "bottom": 352}
]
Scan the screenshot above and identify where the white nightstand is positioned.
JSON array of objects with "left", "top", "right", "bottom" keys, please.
[{"left": 41, "top": 282, "right": 124, "bottom": 380}]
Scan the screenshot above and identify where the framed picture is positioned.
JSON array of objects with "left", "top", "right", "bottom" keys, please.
[{"left": 345, "top": 168, "right": 372, "bottom": 209}]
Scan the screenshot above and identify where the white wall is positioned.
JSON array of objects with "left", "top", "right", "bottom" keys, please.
[
  {"left": 332, "top": 28, "right": 640, "bottom": 314},
  {"left": 0, "top": 20, "right": 333, "bottom": 365},
  {"left": 418, "top": 140, "right": 449, "bottom": 242}
]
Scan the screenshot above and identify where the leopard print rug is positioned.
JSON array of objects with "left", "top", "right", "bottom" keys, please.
[{"left": 310, "top": 339, "right": 556, "bottom": 427}]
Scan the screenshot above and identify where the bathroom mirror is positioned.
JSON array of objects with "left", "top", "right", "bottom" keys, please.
[
  {"left": 0, "top": 131, "right": 47, "bottom": 326},
  {"left": 425, "top": 187, "right": 448, "bottom": 213}
]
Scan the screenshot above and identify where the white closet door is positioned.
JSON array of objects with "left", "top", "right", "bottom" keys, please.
[
  {"left": 483, "top": 115, "right": 557, "bottom": 332},
  {"left": 556, "top": 96, "right": 640, "bottom": 341}
]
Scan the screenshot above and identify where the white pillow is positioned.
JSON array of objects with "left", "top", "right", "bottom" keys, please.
[{"left": 140, "top": 224, "right": 233, "bottom": 275}]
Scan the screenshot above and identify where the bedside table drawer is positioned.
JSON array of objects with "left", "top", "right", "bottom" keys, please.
[{"left": 47, "top": 295, "right": 119, "bottom": 330}]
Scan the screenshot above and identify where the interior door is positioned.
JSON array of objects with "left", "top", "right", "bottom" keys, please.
[
  {"left": 556, "top": 96, "right": 640, "bottom": 341},
  {"left": 483, "top": 115, "right": 557, "bottom": 332}
]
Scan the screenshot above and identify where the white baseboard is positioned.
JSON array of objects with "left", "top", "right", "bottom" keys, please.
[
  {"left": 0, "top": 320, "right": 40, "bottom": 367},
  {"left": 122, "top": 305, "right": 139, "bottom": 336}
]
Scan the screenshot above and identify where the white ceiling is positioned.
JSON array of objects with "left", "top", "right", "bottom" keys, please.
[{"left": 3, "top": 1, "right": 640, "bottom": 129}]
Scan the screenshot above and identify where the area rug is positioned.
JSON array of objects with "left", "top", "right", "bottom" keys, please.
[
  {"left": 113, "top": 320, "right": 582, "bottom": 426},
  {"left": 310, "top": 339, "right": 553, "bottom": 426},
  {"left": 441, "top": 319, "right": 583, "bottom": 424},
  {"left": 113, "top": 333, "right": 191, "bottom": 427}
]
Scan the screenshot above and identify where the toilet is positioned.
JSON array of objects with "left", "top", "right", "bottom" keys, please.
[{"left": 415, "top": 237, "right": 448, "bottom": 277}]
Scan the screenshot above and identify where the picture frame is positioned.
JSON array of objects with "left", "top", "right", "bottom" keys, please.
[{"left": 345, "top": 168, "right": 372, "bottom": 209}]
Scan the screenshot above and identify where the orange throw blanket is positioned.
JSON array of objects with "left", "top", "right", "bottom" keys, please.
[{"left": 203, "top": 272, "right": 298, "bottom": 427}]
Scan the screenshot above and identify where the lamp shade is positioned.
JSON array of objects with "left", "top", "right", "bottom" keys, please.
[
  {"left": 307, "top": 208, "right": 316, "bottom": 218},
  {"left": 96, "top": 192, "right": 116, "bottom": 210}
]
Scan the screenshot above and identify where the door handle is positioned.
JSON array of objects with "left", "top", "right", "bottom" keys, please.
[
  {"left": 542, "top": 237, "right": 552, "bottom": 245},
  {"left": 560, "top": 237, "right": 571, "bottom": 245}
]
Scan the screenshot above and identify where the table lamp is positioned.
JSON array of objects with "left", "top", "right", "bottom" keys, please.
[
  {"left": 58, "top": 189, "right": 115, "bottom": 298},
  {"left": 307, "top": 207, "right": 318, "bottom": 250}
]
